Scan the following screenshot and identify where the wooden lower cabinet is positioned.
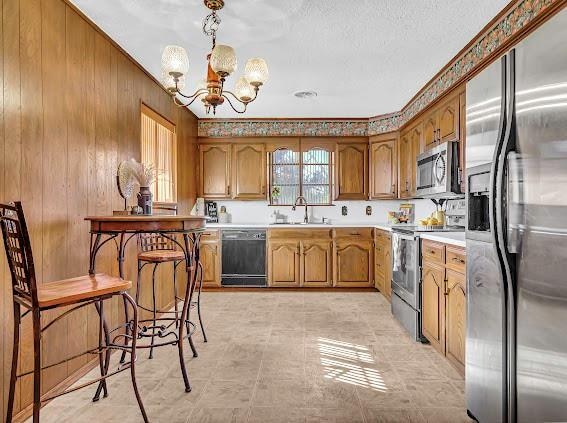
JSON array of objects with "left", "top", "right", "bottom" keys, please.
[
  {"left": 200, "top": 239, "right": 221, "bottom": 288},
  {"left": 421, "top": 262, "right": 446, "bottom": 353},
  {"left": 421, "top": 240, "right": 466, "bottom": 374},
  {"left": 301, "top": 240, "right": 333, "bottom": 287},
  {"left": 445, "top": 268, "right": 466, "bottom": 373},
  {"left": 268, "top": 240, "right": 301, "bottom": 287},
  {"left": 334, "top": 239, "right": 373, "bottom": 287}
]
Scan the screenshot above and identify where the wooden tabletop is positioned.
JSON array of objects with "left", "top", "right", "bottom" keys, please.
[{"left": 86, "top": 215, "right": 208, "bottom": 233}]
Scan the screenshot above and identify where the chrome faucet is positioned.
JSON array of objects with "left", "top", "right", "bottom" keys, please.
[{"left": 292, "top": 196, "right": 309, "bottom": 224}]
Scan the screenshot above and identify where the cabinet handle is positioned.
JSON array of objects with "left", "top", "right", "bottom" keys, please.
[
  {"left": 437, "top": 129, "right": 441, "bottom": 143},
  {"left": 429, "top": 249, "right": 436, "bottom": 255},
  {"left": 391, "top": 184, "right": 395, "bottom": 194},
  {"left": 451, "top": 257, "right": 465, "bottom": 264},
  {"left": 405, "top": 181, "right": 409, "bottom": 191}
]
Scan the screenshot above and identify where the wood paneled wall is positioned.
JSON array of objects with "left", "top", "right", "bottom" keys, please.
[{"left": 0, "top": 0, "right": 199, "bottom": 419}]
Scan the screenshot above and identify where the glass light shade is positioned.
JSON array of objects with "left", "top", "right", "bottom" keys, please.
[
  {"left": 234, "top": 76, "right": 254, "bottom": 101},
  {"left": 210, "top": 44, "right": 237, "bottom": 77},
  {"left": 245, "top": 58, "right": 269, "bottom": 86},
  {"left": 161, "top": 70, "right": 185, "bottom": 92},
  {"left": 161, "top": 45, "right": 189, "bottom": 77}
]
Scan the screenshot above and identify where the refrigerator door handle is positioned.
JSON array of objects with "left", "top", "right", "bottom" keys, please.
[{"left": 506, "top": 151, "right": 524, "bottom": 254}]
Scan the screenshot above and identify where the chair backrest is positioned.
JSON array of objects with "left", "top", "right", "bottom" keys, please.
[
  {"left": 0, "top": 202, "right": 38, "bottom": 305},
  {"left": 138, "top": 203, "right": 178, "bottom": 252}
]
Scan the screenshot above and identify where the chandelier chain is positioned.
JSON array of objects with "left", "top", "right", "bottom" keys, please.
[{"left": 203, "top": 11, "right": 221, "bottom": 47}]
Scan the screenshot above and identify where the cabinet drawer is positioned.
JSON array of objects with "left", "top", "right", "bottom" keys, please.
[
  {"left": 334, "top": 228, "right": 373, "bottom": 239},
  {"left": 445, "top": 246, "right": 466, "bottom": 273},
  {"left": 422, "top": 240, "right": 445, "bottom": 264},
  {"left": 202, "top": 229, "right": 220, "bottom": 240},
  {"left": 375, "top": 229, "right": 391, "bottom": 244}
]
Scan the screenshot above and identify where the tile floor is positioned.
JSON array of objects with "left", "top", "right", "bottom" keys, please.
[{"left": 30, "top": 291, "right": 471, "bottom": 423}]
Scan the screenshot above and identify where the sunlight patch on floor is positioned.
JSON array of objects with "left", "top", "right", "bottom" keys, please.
[{"left": 317, "top": 337, "right": 387, "bottom": 392}]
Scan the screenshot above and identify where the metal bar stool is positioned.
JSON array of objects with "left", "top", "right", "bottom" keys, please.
[
  {"left": 136, "top": 230, "right": 207, "bottom": 360},
  {"left": 1, "top": 202, "right": 148, "bottom": 423}
]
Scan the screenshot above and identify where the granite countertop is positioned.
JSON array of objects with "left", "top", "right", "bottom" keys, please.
[
  {"left": 205, "top": 222, "right": 408, "bottom": 231},
  {"left": 420, "top": 232, "right": 466, "bottom": 248}
]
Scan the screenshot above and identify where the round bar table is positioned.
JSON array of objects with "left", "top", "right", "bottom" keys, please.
[{"left": 85, "top": 215, "right": 207, "bottom": 393}]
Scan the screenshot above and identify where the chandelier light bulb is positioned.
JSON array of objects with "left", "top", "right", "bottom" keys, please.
[
  {"left": 245, "top": 58, "right": 269, "bottom": 87},
  {"left": 210, "top": 44, "right": 237, "bottom": 77},
  {"left": 234, "top": 76, "right": 254, "bottom": 102},
  {"left": 161, "top": 45, "right": 189, "bottom": 77}
]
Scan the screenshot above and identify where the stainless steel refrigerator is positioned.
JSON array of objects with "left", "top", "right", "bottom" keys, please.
[{"left": 465, "top": 7, "right": 567, "bottom": 423}]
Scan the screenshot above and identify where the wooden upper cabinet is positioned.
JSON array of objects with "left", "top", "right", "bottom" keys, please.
[
  {"left": 423, "top": 91, "right": 462, "bottom": 151},
  {"left": 421, "top": 262, "right": 446, "bottom": 354},
  {"left": 423, "top": 111, "right": 438, "bottom": 151},
  {"left": 199, "top": 144, "right": 231, "bottom": 199},
  {"left": 408, "top": 124, "right": 422, "bottom": 197},
  {"left": 459, "top": 91, "right": 466, "bottom": 192},
  {"left": 232, "top": 143, "right": 266, "bottom": 200},
  {"left": 301, "top": 240, "right": 333, "bottom": 287},
  {"left": 370, "top": 136, "right": 397, "bottom": 199},
  {"left": 268, "top": 240, "right": 301, "bottom": 287},
  {"left": 445, "top": 268, "right": 466, "bottom": 373},
  {"left": 398, "top": 131, "right": 412, "bottom": 199},
  {"left": 335, "top": 143, "right": 368, "bottom": 200},
  {"left": 438, "top": 94, "right": 460, "bottom": 143},
  {"left": 334, "top": 239, "right": 373, "bottom": 287}
]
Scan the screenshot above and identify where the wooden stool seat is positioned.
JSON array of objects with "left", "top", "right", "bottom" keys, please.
[
  {"left": 138, "top": 250, "right": 185, "bottom": 263},
  {"left": 37, "top": 273, "right": 131, "bottom": 308}
]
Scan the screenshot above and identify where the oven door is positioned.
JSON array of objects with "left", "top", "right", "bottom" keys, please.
[{"left": 391, "top": 231, "right": 419, "bottom": 309}]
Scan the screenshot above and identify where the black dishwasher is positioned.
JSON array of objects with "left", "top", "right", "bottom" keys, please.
[{"left": 221, "top": 229, "right": 267, "bottom": 287}]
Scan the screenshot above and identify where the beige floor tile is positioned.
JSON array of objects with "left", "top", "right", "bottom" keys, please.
[
  {"left": 247, "top": 406, "right": 305, "bottom": 423},
  {"left": 211, "top": 358, "right": 261, "bottom": 382},
  {"left": 394, "top": 361, "right": 447, "bottom": 382},
  {"left": 252, "top": 378, "right": 307, "bottom": 407},
  {"left": 189, "top": 407, "right": 250, "bottom": 423},
  {"left": 419, "top": 407, "right": 474, "bottom": 422},
  {"left": 304, "top": 379, "right": 360, "bottom": 409},
  {"left": 197, "top": 380, "right": 255, "bottom": 408},
  {"left": 363, "top": 408, "right": 425, "bottom": 423},
  {"left": 145, "top": 377, "right": 207, "bottom": 406},
  {"left": 405, "top": 381, "right": 465, "bottom": 408},
  {"left": 356, "top": 389, "right": 414, "bottom": 409},
  {"left": 259, "top": 358, "right": 306, "bottom": 380},
  {"left": 303, "top": 406, "right": 365, "bottom": 423}
]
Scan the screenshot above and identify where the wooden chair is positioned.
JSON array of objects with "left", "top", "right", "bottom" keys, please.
[
  {"left": 136, "top": 205, "right": 207, "bottom": 360},
  {"left": 1, "top": 202, "right": 148, "bottom": 423}
]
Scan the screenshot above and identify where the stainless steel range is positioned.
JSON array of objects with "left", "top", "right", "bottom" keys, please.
[{"left": 391, "top": 199, "right": 465, "bottom": 341}]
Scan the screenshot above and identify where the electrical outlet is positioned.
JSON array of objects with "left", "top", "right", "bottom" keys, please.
[
  {"left": 366, "top": 205, "right": 372, "bottom": 215},
  {"left": 342, "top": 206, "right": 348, "bottom": 216}
]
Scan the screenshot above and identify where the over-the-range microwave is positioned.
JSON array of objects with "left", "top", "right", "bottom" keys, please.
[{"left": 415, "top": 141, "right": 462, "bottom": 198}]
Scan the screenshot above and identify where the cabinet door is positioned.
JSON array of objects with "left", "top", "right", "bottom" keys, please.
[
  {"left": 438, "top": 94, "right": 460, "bottom": 143},
  {"left": 233, "top": 143, "right": 266, "bottom": 200},
  {"left": 301, "top": 240, "right": 333, "bottom": 287},
  {"left": 268, "top": 240, "right": 300, "bottom": 287},
  {"left": 374, "top": 241, "right": 386, "bottom": 294},
  {"left": 200, "top": 241, "right": 221, "bottom": 287},
  {"left": 335, "top": 143, "right": 368, "bottom": 200},
  {"left": 334, "top": 240, "right": 373, "bottom": 287},
  {"left": 383, "top": 239, "right": 392, "bottom": 301},
  {"left": 370, "top": 140, "right": 397, "bottom": 199},
  {"left": 422, "top": 262, "right": 445, "bottom": 354},
  {"left": 445, "top": 269, "right": 466, "bottom": 373},
  {"left": 422, "top": 111, "right": 438, "bottom": 151},
  {"left": 200, "top": 144, "right": 231, "bottom": 198},
  {"left": 398, "top": 132, "right": 412, "bottom": 199}
]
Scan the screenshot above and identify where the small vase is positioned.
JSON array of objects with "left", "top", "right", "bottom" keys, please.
[{"left": 137, "top": 186, "right": 153, "bottom": 215}]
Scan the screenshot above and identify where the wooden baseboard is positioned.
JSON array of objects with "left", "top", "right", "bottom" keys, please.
[{"left": 203, "top": 287, "right": 378, "bottom": 292}]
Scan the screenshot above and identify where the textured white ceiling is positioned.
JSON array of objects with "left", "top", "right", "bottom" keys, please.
[{"left": 70, "top": 0, "right": 509, "bottom": 119}]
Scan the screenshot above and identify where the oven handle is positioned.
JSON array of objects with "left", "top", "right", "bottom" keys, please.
[{"left": 392, "top": 233, "right": 416, "bottom": 242}]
